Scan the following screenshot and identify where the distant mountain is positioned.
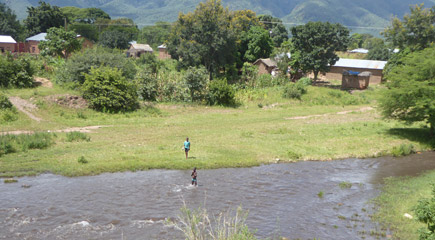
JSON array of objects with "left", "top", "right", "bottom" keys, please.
[{"left": 2, "top": 0, "right": 435, "bottom": 35}]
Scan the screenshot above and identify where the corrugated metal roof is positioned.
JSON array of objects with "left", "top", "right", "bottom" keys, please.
[
  {"left": 0, "top": 35, "right": 17, "bottom": 43},
  {"left": 333, "top": 58, "right": 387, "bottom": 70},
  {"left": 131, "top": 43, "right": 153, "bottom": 52},
  {"left": 26, "top": 33, "right": 47, "bottom": 41},
  {"left": 349, "top": 48, "right": 369, "bottom": 54},
  {"left": 158, "top": 44, "right": 166, "bottom": 49}
]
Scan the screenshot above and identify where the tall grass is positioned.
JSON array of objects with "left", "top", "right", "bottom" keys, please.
[
  {"left": 66, "top": 131, "right": 91, "bottom": 142},
  {"left": 0, "top": 132, "right": 55, "bottom": 156},
  {"left": 169, "top": 203, "right": 257, "bottom": 240}
]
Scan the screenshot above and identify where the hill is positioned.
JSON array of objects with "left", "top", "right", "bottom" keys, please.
[{"left": 2, "top": 0, "right": 435, "bottom": 35}]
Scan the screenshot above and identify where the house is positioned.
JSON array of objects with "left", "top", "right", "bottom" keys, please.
[
  {"left": 324, "top": 58, "right": 387, "bottom": 84},
  {"left": 253, "top": 58, "right": 277, "bottom": 75},
  {"left": 0, "top": 35, "right": 17, "bottom": 53},
  {"left": 25, "top": 33, "right": 93, "bottom": 55},
  {"left": 25, "top": 33, "right": 47, "bottom": 54},
  {"left": 158, "top": 44, "right": 171, "bottom": 60},
  {"left": 348, "top": 48, "right": 369, "bottom": 54},
  {"left": 127, "top": 43, "right": 153, "bottom": 58}
]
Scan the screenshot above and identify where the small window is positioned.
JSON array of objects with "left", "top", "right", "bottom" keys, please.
[{"left": 0, "top": 47, "right": 4, "bottom": 53}]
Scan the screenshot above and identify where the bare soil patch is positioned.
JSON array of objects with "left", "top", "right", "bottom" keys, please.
[
  {"left": 8, "top": 96, "right": 42, "bottom": 122},
  {"left": 1, "top": 126, "right": 109, "bottom": 136},
  {"left": 34, "top": 77, "right": 53, "bottom": 88},
  {"left": 285, "top": 107, "right": 374, "bottom": 120},
  {"left": 46, "top": 94, "right": 88, "bottom": 109}
]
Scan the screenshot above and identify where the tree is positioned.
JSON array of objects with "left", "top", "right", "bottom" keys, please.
[
  {"left": 61, "top": 6, "right": 110, "bottom": 24},
  {"left": 38, "top": 27, "right": 82, "bottom": 58},
  {"left": 0, "top": 3, "right": 23, "bottom": 41},
  {"left": 24, "top": 1, "right": 66, "bottom": 36},
  {"left": 258, "top": 14, "right": 288, "bottom": 47},
  {"left": 99, "top": 30, "right": 131, "bottom": 49},
  {"left": 69, "top": 23, "right": 99, "bottom": 42},
  {"left": 290, "top": 21, "right": 350, "bottom": 82},
  {"left": 366, "top": 44, "right": 391, "bottom": 61},
  {"left": 379, "top": 46, "right": 435, "bottom": 136},
  {"left": 383, "top": 4, "right": 435, "bottom": 51},
  {"left": 167, "top": 0, "right": 236, "bottom": 78},
  {"left": 241, "top": 26, "right": 273, "bottom": 62},
  {"left": 138, "top": 22, "right": 171, "bottom": 48},
  {"left": 348, "top": 33, "right": 373, "bottom": 49}
]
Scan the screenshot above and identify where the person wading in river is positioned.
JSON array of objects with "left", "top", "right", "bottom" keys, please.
[
  {"left": 191, "top": 167, "right": 197, "bottom": 186},
  {"left": 184, "top": 137, "right": 190, "bottom": 159}
]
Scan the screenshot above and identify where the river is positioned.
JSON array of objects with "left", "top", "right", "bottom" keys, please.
[{"left": 1, "top": 152, "right": 434, "bottom": 239}]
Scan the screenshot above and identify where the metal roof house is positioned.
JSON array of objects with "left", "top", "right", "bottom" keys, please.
[
  {"left": 324, "top": 58, "right": 387, "bottom": 84},
  {"left": 157, "top": 44, "right": 171, "bottom": 60},
  {"left": 25, "top": 33, "right": 47, "bottom": 54},
  {"left": 0, "top": 35, "right": 17, "bottom": 53},
  {"left": 348, "top": 48, "right": 369, "bottom": 54}
]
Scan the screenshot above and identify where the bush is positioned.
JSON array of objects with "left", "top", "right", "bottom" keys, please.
[
  {"left": 136, "top": 71, "right": 158, "bottom": 101},
  {"left": 55, "top": 47, "right": 136, "bottom": 88},
  {"left": 1, "top": 109, "right": 18, "bottom": 123},
  {"left": 297, "top": 77, "right": 312, "bottom": 86},
  {"left": 282, "top": 82, "right": 306, "bottom": 99},
  {"left": 78, "top": 156, "right": 88, "bottom": 164},
  {"left": 82, "top": 66, "right": 139, "bottom": 112},
  {"left": 414, "top": 184, "right": 435, "bottom": 239},
  {"left": 0, "top": 136, "right": 16, "bottom": 156},
  {"left": 207, "top": 78, "right": 236, "bottom": 106},
  {"left": 0, "top": 54, "right": 34, "bottom": 88},
  {"left": 0, "top": 94, "right": 13, "bottom": 109},
  {"left": 0, "top": 133, "right": 55, "bottom": 156},
  {"left": 66, "top": 132, "right": 90, "bottom": 142},
  {"left": 391, "top": 143, "right": 415, "bottom": 157},
  {"left": 183, "top": 66, "right": 209, "bottom": 102}
]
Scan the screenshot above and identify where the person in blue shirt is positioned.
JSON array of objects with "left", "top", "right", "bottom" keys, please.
[
  {"left": 184, "top": 137, "right": 190, "bottom": 159},
  {"left": 191, "top": 167, "right": 197, "bottom": 186}
]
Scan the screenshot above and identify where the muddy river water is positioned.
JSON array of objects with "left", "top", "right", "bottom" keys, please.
[{"left": 1, "top": 152, "right": 434, "bottom": 240}]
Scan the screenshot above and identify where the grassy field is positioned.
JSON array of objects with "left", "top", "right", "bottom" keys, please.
[
  {"left": 0, "top": 80, "right": 433, "bottom": 177},
  {"left": 372, "top": 170, "right": 435, "bottom": 239}
]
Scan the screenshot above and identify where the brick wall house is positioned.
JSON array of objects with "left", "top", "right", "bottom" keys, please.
[
  {"left": 0, "top": 35, "right": 17, "bottom": 53},
  {"left": 253, "top": 58, "right": 277, "bottom": 75},
  {"left": 324, "top": 59, "right": 387, "bottom": 84}
]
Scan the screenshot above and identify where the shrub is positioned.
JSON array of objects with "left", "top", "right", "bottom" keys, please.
[
  {"left": 82, "top": 66, "right": 139, "bottom": 112},
  {"left": 207, "top": 78, "right": 236, "bottom": 106},
  {"left": 282, "top": 82, "right": 306, "bottom": 99},
  {"left": 391, "top": 143, "right": 415, "bottom": 157},
  {"left": 0, "top": 94, "right": 13, "bottom": 109},
  {"left": 1, "top": 109, "right": 18, "bottom": 122},
  {"left": 414, "top": 184, "right": 435, "bottom": 240},
  {"left": 240, "top": 62, "right": 258, "bottom": 86},
  {"left": 78, "top": 156, "right": 88, "bottom": 164},
  {"left": 297, "top": 77, "right": 312, "bottom": 86},
  {"left": 66, "top": 132, "right": 90, "bottom": 142},
  {"left": 183, "top": 66, "right": 209, "bottom": 102},
  {"left": 136, "top": 71, "right": 159, "bottom": 101},
  {"left": 0, "top": 54, "right": 34, "bottom": 88},
  {"left": 0, "top": 136, "right": 16, "bottom": 156},
  {"left": 287, "top": 150, "right": 301, "bottom": 160},
  {"left": 255, "top": 74, "right": 273, "bottom": 88},
  {"left": 55, "top": 47, "right": 136, "bottom": 88}
]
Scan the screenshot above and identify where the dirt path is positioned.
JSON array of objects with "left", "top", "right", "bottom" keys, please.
[
  {"left": 34, "top": 77, "right": 53, "bottom": 88},
  {"left": 0, "top": 126, "right": 109, "bottom": 135},
  {"left": 285, "top": 107, "right": 374, "bottom": 120},
  {"left": 8, "top": 96, "right": 43, "bottom": 122}
]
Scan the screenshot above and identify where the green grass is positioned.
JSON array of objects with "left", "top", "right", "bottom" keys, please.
[
  {"left": 66, "top": 132, "right": 90, "bottom": 142},
  {"left": 0, "top": 83, "right": 433, "bottom": 177},
  {"left": 372, "top": 170, "right": 435, "bottom": 239}
]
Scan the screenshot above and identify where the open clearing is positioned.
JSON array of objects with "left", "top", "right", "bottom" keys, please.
[{"left": 0, "top": 83, "right": 432, "bottom": 177}]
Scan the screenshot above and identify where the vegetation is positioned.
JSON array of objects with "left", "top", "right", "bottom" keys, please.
[
  {"left": 99, "top": 30, "right": 131, "bottom": 49},
  {"left": 414, "top": 185, "right": 435, "bottom": 240},
  {"left": 24, "top": 0, "right": 66, "bottom": 36},
  {"left": 258, "top": 14, "right": 288, "bottom": 47},
  {"left": 38, "top": 27, "right": 82, "bottom": 58},
  {"left": 373, "top": 172, "right": 435, "bottom": 239},
  {"left": 169, "top": 204, "right": 256, "bottom": 240},
  {"left": 379, "top": 46, "right": 435, "bottom": 136},
  {"left": 82, "top": 66, "right": 138, "bottom": 113},
  {"left": 66, "top": 131, "right": 90, "bottom": 142},
  {"left": 207, "top": 78, "right": 236, "bottom": 106},
  {"left": 0, "top": 3, "right": 24, "bottom": 41},
  {"left": 0, "top": 132, "right": 55, "bottom": 157},
  {"left": 290, "top": 21, "right": 350, "bottom": 82},
  {"left": 0, "top": 54, "right": 34, "bottom": 88},
  {"left": 383, "top": 4, "right": 435, "bottom": 51},
  {"left": 391, "top": 143, "right": 415, "bottom": 157}
]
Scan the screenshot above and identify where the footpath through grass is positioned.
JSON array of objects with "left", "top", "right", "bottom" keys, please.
[{"left": 0, "top": 83, "right": 433, "bottom": 177}]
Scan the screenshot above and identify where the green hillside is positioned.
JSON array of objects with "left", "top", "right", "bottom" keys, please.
[{"left": 2, "top": 0, "right": 435, "bottom": 35}]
